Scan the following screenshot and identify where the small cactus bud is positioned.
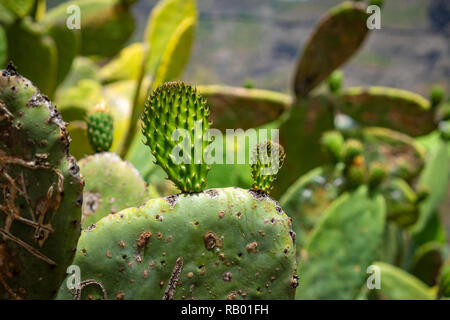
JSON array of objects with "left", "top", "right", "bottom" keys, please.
[
  {"left": 343, "top": 139, "right": 363, "bottom": 165},
  {"left": 438, "top": 120, "right": 450, "bottom": 141},
  {"left": 321, "top": 131, "right": 344, "bottom": 163},
  {"left": 368, "top": 162, "right": 386, "bottom": 190},
  {"left": 87, "top": 101, "right": 114, "bottom": 152},
  {"left": 430, "top": 85, "right": 445, "bottom": 108},
  {"left": 346, "top": 162, "right": 365, "bottom": 189},
  {"left": 251, "top": 140, "right": 286, "bottom": 195},
  {"left": 327, "top": 70, "right": 343, "bottom": 94}
]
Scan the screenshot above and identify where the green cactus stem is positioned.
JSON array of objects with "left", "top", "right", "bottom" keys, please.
[
  {"left": 86, "top": 102, "right": 114, "bottom": 153},
  {"left": 141, "top": 81, "right": 211, "bottom": 193},
  {"left": 251, "top": 140, "right": 285, "bottom": 195},
  {"left": 0, "top": 64, "right": 83, "bottom": 299}
]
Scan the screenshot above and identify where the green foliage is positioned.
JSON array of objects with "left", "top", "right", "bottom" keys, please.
[{"left": 0, "top": 67, "right": 83, "bottom": 299}]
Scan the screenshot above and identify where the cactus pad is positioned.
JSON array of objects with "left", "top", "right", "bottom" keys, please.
[
  {"left": 251, "top": 141, "right": 285, "bottom": 195},
  {"left": 0, "top": 66, "right": 83, "bottom": 299},
  {"left": 293, "top": 1, "right": 369, "bottom": 98},
  {"left": 56, "top": 187, "right": 297, "bottom": 300},
  {"left": 79, "top": 152, "right": 149, "bottom": 229}
]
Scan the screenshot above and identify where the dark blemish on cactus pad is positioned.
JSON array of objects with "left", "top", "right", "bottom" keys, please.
[
  {"left": 218, "top": 211, "right": 225, "bottom": 219},
  {"left": 236, "top": 212, "right": 242, "bottom": 219},
  {"left": 205, "top": 189, "right": 219, "bottom": 198},
  {"left": 85, "top": 224, "right": 97, "bottom": 231},
  {"left": 136, "top": 231, "right": 152, "bottom": 248},
  {"left": 248, "top": 189, "right": 266, "bottom": 200},
  {"left": 246, "top": 241, "right": 258, "bottom": 253},
  {"left": 289, "top": 230, "right": 296, "bottom": 243},
  {"left": 82, "top": 192, "right": 100, "bottom": 216},
  {"left": 165, "top": 194, "right": 179, "bottom": 209},
  {"left": 203, "top": 232, "right": 223, "bottom": 250},
  {"left": 290, "top": 274, "right": 299, "bottom": 288},
  {"left": 222, "top": 272, "right": 232, "bottom": 282}
]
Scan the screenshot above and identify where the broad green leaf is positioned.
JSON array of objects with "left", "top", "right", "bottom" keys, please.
[
  {"left": 152, "top": 17, "right": 195, "bottom": 88},
  {"left": 370, "top": 262, "right": 434, "bottom": 300},
  {"left": 296, "top": 186, "right": 386, "bottom": 299},
  {"left": 198, "top": 85, "right": 291, "bottom": 131},
  {"left": 336, "top": 87, "right": 435, "bottom": 137},
  {"left": 144, "top": 0, "right": 197, "bottom": 75},
  {"left": 293, "top": 1, "right": 369, "bottom": 99}
]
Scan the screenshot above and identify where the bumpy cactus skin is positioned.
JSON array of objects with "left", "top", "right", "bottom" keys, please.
[
  {"left": 57, "top": 187, "right": 297, "bottom": 300},
  {"left": 141, "top": 82, "right": 210, "bottom": 193},
  {"left": 79, "top": 152, "right": 148, "bottom": 229},
  {"left": 251, "top": 141, "right": 285, "bottom": 195},
  {"left": 0, "top": 66, "right": 83, "bottom": 299},
  {"left": 86, "top": 106, "right": 114, "bottom": 152}
]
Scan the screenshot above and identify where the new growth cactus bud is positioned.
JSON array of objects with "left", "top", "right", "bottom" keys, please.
[
  {"left": 368, "top": 162, "right": 387, "bottom": 190},
  {"left": 251, "top": 140, "right": 286, "bottom": 195},
  {"left": 343, "top": 139, "right": 363, "bottom": 165},
  {"left": 320, "top": 130, "right": 344, "bottom": 163},
  {"left": 327, "top": 70, "right": 343, "bottom": 94},
  {"left": 430, "top": 85, "right": 444, "bottom": 108},
  {"left": 141, "top": 82, "right": 211, "bottom": 193},
  {"left": 87, "top": 101, "right": 114, "bottom": 152}
]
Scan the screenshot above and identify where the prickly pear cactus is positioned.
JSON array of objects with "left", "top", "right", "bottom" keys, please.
[
  {"left": 56, "top": 81, "right": 297, "bottom": 300},
  {"left": 79, "top": 152, "right": 149, "bottom": 229},
  {"left": 57, "top": 187, "right": 297, "bottom": 300},
  {"left": 251, "top": 141, "right": 285, "bottom": 195},
  {"left": 0, "top": 65, "right": 83, "bottom": 299},
  {"left": 86, "top": 103, "right": 114, "bottom": 153}
]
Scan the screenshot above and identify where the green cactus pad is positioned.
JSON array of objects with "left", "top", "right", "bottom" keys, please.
[
  {"left": 412, "top": 139, "right": 450, "bottom": 238},
  {"left": 197, "top": 85, "right": 291, "bottom": 131},
  {"left": 296, "top": 185, "right": 385, "bottom": 300},
  {"left": 6, "top": 18, "right": 58, "bottom": 96},
  {"left": 0, "top": 67, "right": 83, "bottom": 299},
  {"left": 251, "top": 141, "right": 285, "bottom": 195},
  {"left": 44, "top": 0, "right": 135, "bottom": 57},
  {"left": 142, "top": 82, "right": 211, "bottom": 193},
  {"left": 375, "top": 223, "right": 412, "bottom": 268},
  {"left": 56, "top": 187, "right": 297, "bottom": 300},
  {"left": 275, "top": 95, "right": 335, "bottom": 198},
  {"left": 410, "top": 242, "right": 443, "bottom": 286},
  {"left": 293, "top": 1, "right": 369, "bottom": 98},
  {"left": 335, "top": 87, "right": 435, "bottom": 136},
  {"left": 368, "top": 262, "right": 434, "bottom": 300},
  {"left": 79, "top": 152, "right": 149, "bottom": 229},
  {"left": 86, "top": 105, "right": 114, "bottom": 153},
  {"left": 280, "top": 165, "right": 343, "bottom": 251}
]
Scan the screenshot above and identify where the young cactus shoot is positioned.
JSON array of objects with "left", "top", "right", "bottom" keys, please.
[
  {"left": 141, "top": 82, "right": 211, "bottom": 193},
  {"left": 87, "top": 101, "right": 114, "bottom": 153}
]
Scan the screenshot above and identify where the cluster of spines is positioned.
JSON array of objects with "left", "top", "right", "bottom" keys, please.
[
  {"left": 87, "top": 102, "right": 114, "bottom": 152},
  {"left": 141, "top": 82, "right": 211, "bottom": 193},
  {"left": 251, "top": 141, "right": 286, "bottom": 195}
]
